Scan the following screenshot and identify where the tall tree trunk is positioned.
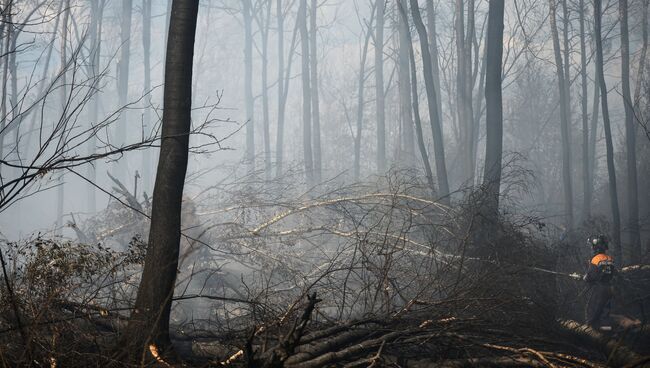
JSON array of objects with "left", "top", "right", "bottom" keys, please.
[
  {"left": 142, "top": 0, "right": 152, "bottom": 195},
  {"left": 276, "top": 4, "right": 299, "bottom": 179},
  {"left": 299, "top": 0, "right": 314, "bottom": 185},
  {"left": 261, "top": 0, "right": 272, "bottom": 180},
  {"left": 124, "top": 0, "right": 199, "bottom": 355},
  {"left": 116, "top": 0, "right": 133, "bottom": 179},
  {"left": 243, "top": 0, "right": 255, "bottom": 172},
  {"left": 87, "top": 0, "right": 104, "bottom": 214},
  {"left": 426, "top": 0, "right": 442, "bottom": 123},
  {"left": 374, "top": 0, "right": 386, "bottom": 172},
  {"left": 56, "top": 0, "right": 70, "bottom": 234},
  {"left": 409, "top": 0, "right": 450, "bottom": 203},
  {"left": 0, "top": 0, "right": 11, "bottom": 170},
  {"left": 276, "top": 0, "right": 286, "bottom": 178},
  {"left": 588, "top": 69, "right": 600, "bottom": 206},
  {"left": 310, "top": 0, "right": 321, "bottom": 182},
  {"left": 549, "top": 0, "right": 574, "bottom": 231},
  {"left": 633, "top": 0, "right": 648, "bottom": 109},
  {"left": 579, "top": 0, "right": 590, "bottom": 221},
  {"left": 482, "top": 0, "right": 504, "bottom": 215},
  {"left": 455, "top": 0, "right": 467, "bottom": 183},
  {"left": 465, "top": 0, "right": 475, "bottom": 184},
  {"left": 619, "top": 0, "right": 640, "bottom": 260},
  {"left": 396, "top": 0, "right": 414, "bottom": 165},
  {"left": 354, "top": 3, "right": 376, "bottom": 181},
  {"left": 397, "top": 2, "right": 435, "bottom": 194},
  {"left": 594, "top": 0, "right": 621, "bottom": 261}
]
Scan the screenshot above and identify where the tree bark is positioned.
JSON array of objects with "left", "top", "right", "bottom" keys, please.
[
  {"left": 310, "top": 0, "right": 322, "bottom": 182},
  {"left": 299, "top": 0, "right": 314, "bottom": 185},
  {"left": 409, "top": 0, "right": 450, "bottom": 203},
  {"left": 619, "top": 0, "right": 640, "bottom": 260},
  {"left": 594, "top": 0, "right": 621, "bottom": 260},
  {"left": 124, "top": 0, "right": 199, "bottom": 356},
  {"left": 375, "top": 0, "right": 386, "bottom": 174},
  {"left": 549, "top": 0, "right": 574, "bottom": 231}
]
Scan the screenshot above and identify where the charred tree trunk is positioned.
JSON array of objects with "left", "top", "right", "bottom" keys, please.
[
  {"left": 549, "top": 0, "right": 574, "bottom": 231},
  {"left": 619, "top": 0, "right": 640, "bottom": 260},
  {"left": 243, "top": 0, "right": 255, "bottom": 172},
  {"left": 409, "top": 0, "right": 450, "bottom": 203},
  {"left": 375, "top": 0, "right": 386, "bottom": 174},
  {"left": 594, "top": 0, "right": 621, "bottom": 260},
  {"left": 310, "top": 0, "right": 322, "bottom": 182},
  {"left": 482, "top": 0, "right": 504, "bottom": 216},
  {"left": 299, "top": 0, "right": 314, "bottom": 185},
  {"left": 124, "top": 0, "right": 199, "bottom": 356}
]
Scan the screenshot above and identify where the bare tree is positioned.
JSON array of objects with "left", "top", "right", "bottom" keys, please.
[
  {"left": 124, "top": 0, "right": 199, "bottom": 356},
  {"left": 354, "top": 1, "right": 377, "bottom": 181},
  {"left": 142, "top": 0, "right": 152, "bottom": 193},
  {"left": 549, "top": 0, "right": 574, "bottom": 230},
  {"left": 579, "top": 0, "right": 591, "bottom": 221},
  {"left": 375, "top": 0, "right": 386, "bottom": 173},
  {"left": 255, "top": 0, "right": 273, "bottom": 180},
  {"left": 619, "top": 0, "right": 640, "bottom": 258},
  {"left": 396, "top": 0, "right": 414, "bottom": 165},
  {"left": 55, "top": 0, "right": 71, "bottom": 233},
  {"left": 86, "top": 0, "right": 105, "bottom": 214},
  {"left": 299, "top": 0, "right": 314, "bottom": 185},
  {"left": 243, "top": 0, "right": 255, "bottom": 172},
  {"left": 397, "top": 1, "right": 435, "bottom": 193},
  {"left": 310, "top": 0, "right": 322, "bottom": 182},
  {"left": 594, "top": 0, "right": 621, "bottom": 260},
  {"left": 482, "top": 0, "right": 504, "bottom": 215},
  {"left": 115, "top": 0, "right": 133, "bottom": 179},
  {"left": 409, "top": 0, "right": 450, "bottom": 203}
]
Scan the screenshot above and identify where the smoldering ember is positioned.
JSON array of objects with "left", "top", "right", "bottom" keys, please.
[{"left": 0, "top": 0, "right": 649, "bottom": 366}]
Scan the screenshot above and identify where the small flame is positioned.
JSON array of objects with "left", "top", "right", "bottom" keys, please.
[
  {"left": 220, "top": 350, "right": 243, "bottom": 366},
  {"left": 49, "top": 357, "right": 57, "bottom": 368},
  {"left": 149, "top": 344, "right": 172, "bottom": 367}
]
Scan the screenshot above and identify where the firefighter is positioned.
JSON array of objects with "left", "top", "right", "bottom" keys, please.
[{"left": 583, "top": 235, "right": 616, "bottom": 330}]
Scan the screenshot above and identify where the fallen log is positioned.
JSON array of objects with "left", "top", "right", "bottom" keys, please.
[{"left": 559, "top": 319, "right": 642, "bottom": 367}]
